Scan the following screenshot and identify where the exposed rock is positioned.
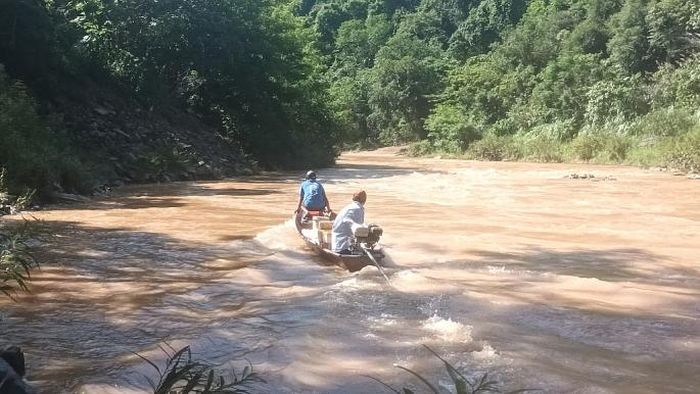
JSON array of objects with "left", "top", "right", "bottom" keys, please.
[
  {"left": 0, "top": 346, "right": 36, "bottom": 394},
  {"left": 592, "top": 176, "right": 617, "bottom": 182},
  {"left": 31, "top": 77, "right": 255, "bottom": 194},
  {"left": 565, "top": 173, "right": 596, "bottom": 179}
]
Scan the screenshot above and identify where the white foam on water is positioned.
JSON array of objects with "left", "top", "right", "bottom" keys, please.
[
  {"left": 422, "top": 315, "right": 473, "bottom": 343},
  {"left": 333, "top": 276, "right": 382, "bottom": 291},
  {"left": 472, "top": 343, "right": 498, "bottom": 360},
  {"left": 254, "top": 219, "right": 298, "bottom": 251},
  {"left": 391, "top": 270, "right": 462, "bottom": 294},
  {"left": 487, "top": 265, "right": 510, "bottom": 274},
  {"left": 367, "top": 313, "right": 398, "bottom": 328}
]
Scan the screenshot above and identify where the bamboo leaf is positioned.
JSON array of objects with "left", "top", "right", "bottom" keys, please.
[
  {"left": 363, "top": 375, "right": 402, "bottom": 393},
  {"left": 395, "top": 365, "right": 441, "bottom": 394}
]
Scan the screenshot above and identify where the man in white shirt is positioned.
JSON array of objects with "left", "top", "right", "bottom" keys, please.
[{"left": 332, "top": 191, "right": 367, "bottom": 254}]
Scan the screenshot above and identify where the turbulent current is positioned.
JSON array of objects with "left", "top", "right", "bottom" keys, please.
[{"left": 1, "top": 148, "right": 699, "bottom": 393}]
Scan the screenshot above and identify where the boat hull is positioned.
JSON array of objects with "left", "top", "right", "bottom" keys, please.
[{"left": 293, "top": 212, "right": 383, "bottom": 272}]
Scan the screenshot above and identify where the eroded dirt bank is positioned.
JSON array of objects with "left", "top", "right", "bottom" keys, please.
[{"left": 1, "top": 148, "right": 699, "bottom": 393}]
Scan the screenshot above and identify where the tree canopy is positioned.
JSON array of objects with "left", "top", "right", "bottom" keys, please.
[{"left": 2, "top": 0, "right": 700, "bottom": 194}]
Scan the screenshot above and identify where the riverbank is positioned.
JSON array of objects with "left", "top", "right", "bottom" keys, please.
[
  {"left": 405, "top": 128, "right": 700, "bottom": 176},
  {"left": 0, "top": 67, "right": 256, "bottom": 202}
]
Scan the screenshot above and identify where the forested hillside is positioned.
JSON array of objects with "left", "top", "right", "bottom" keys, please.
[
  {"left": 0, "top": 0, "right": 337, "bottom": 198},
  {"left": 305, "top": 0, "right": 699, "bottom": 168},
  {"left": 1, "top": 0, "right": 699, "bottom": 199}
]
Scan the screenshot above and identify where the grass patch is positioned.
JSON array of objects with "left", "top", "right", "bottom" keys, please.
[
  {"left": 405, "top": 140, "right": 435, "bottom": 157},
  {"left": 519, "top": 135, "right": 565, "bottom": 163},
  {"left": 406, "top": 113, "right": 700, "bottom": 173},
  {"left": 466, "top": 135, "right": 522, "bottom": 161},
  {"left": 0, "top": 218, "right": 44, "bottom": 298},
  {"left": 665, "top": 128, "right": 700, "bottom": 173},
  {"left": 569, "top": 133, "right": 604, "bottom": 161},
  {"left": 628, "top": 108, "right": 698, "bottom": 137}
]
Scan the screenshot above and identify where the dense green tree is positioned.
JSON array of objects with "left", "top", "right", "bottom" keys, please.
[
  {"left": 647, "top": 0, "right": 700, "bottom": 64},
  {"left": 607, "top": 0, "right": 651, "bottom": 74},
  {"left": 3, "top": 0, "right": 700, "bottom": 192},
  {"left": 366, "top": 11, "right": 446, "bottom": 143},
  {"left": 57, "top": 0, "right": 338, "bottom": 167},
  {"left": 448, "top": 0, "right": 527, "bottom": 59},
  {"left": 0, "top": 0, "right": 58, "bottom": 79}
]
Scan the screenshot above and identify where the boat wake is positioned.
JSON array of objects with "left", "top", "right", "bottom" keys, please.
[{"left": 253, "top": 219, "right": 299, "bottom": 251}]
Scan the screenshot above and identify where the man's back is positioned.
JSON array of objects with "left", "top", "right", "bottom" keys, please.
[
  {"left": 332, "top": 201, "right": 364, "bottom": 252},
  {"left": 300, "top": 179, "right": 325, "bottom": 209}
]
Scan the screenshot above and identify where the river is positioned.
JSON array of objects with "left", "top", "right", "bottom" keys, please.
[{"left": 1, "top": 148, "right": 699, "bottom": 393}]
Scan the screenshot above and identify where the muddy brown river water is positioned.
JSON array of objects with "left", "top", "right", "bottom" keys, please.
[{"left": 1, "top": 148, "right": 699, "bottom": 393}]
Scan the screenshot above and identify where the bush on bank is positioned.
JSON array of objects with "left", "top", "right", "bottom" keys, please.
[
  {"left": 0, "top": 68, "right": 90, "bottom": 197},
  {"left": 412, "top": 114, "right": 700, "bottom": 172}
]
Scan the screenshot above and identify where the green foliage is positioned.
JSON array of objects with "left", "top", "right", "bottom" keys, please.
[
  {"left": 528, "top": 53, "right": 605, "bottom": 127},
  {"left": 425, "top": 104, "right": 481, "bottom": 153},
  {"left": 0, "top": 219, "right": 41, "bottom": 298},
  {"left": 405, "top": 140, "right": 434, "bottom": 156},
  {"left": 448, "top": 0, "right": 528, "bottom": 59},
  {"left": 584, "top": 74, "right": 648, "bottom": 126},
  {"left": 602, "top": 134, "right": 633, "bottom": 161},
  {"left": 628, "top": 108, "right": 698, "bottom": 137},
  {"left": 607, "top": 0, "right": 652, "bottom": 74},
  {"left": 3, "top": 0, "right": 700, "bottom": 184},
  {"left": 666, "top": 127, "right": 700, "bottom": 172},
  {"left": 367, "top": 24, "right": 446, "bottom": 143},
  {"left": 48, "top": 0, "right": 339, "bottom": 169},
  {"left": 570, "top": 133, "right": 604, "bottom": 161},
  {"left": 0, "top": 67, "right": 89, "bottom": 196},
  {"left": 368, "top": 344, "right": 533, "bottom": 394},
  {"left": 494, "top": 0, "right": 566, "bottom": 70},
  {"left": 646, "top": 0, "right": 700, "bottom": 64},
  {"left": 518, "top": 134, "right": 565, "bottom": 163},
  {"left": 0, "top": 0, "right": 58, "bottom": 78},
  {"left": 522, "top": 120, "right": 578, "bottom": 142},
  {"left": 136, "top": 344, "right": 263, "bottom": 393},
  {"left": 650, "top": 56, "right": 700, "bottom": 109},
  {"left": 466, "top": 134, "right": 520, "bottom": 161},
  {"left": 298, "top": 0, "right": 699, "bottom": 169}
]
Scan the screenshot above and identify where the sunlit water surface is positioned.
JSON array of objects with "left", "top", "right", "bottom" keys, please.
[{"left": 1, "top": 148, "right": 699, "bottom": 393}]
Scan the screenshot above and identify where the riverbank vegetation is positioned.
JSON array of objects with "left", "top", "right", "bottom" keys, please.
[
  {"left": 1, "top": 0, "right": 338, "bottom": 198},
  {"left": 369, "top": 345, "right": 530, "bottom": 394},
  {"left": 2, "top": 0, "right": 699, "bottom": 198},
  {"left": 137, "top": 344, "right": 263, "bottom": 393},
  {"left": 0, "top": 217, "right": 41, "bottom": 298},
  {"left": 304, "top": 0, "right": 700, "bottom": 171}
]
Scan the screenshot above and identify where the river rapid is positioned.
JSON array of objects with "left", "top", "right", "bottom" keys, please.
[{"left": 1, "top": 148, "right": 699, "bottom": 393}]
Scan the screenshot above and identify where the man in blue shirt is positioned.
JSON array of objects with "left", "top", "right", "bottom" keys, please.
[{"left": 295, "top": 170, "right": 330, "bottom": 214}]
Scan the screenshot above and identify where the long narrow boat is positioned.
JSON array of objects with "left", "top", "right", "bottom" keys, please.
[{"left": 293, "top": 211, "right": 384, "bottom": 272}]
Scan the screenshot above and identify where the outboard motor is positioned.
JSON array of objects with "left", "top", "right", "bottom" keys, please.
[{"left": 352, "top": 223, "right": 383, "bottom": 250}]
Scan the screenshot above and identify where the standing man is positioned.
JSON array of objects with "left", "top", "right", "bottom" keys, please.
[
  {"left": 332, "top": 190, "right": 366, "bottom": 255},
  {"left": 295, "top": 170, "right": 330, "bottom": 216}
]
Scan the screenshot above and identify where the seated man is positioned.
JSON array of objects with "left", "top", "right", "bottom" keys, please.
[
  {"left": 295, "top": 170, "right": 330, "bottom": 217},
  {"left": 332, "top": 190, "right": 366, "bottom": 255}
]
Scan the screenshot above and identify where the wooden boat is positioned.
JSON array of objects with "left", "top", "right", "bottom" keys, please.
[{"left": 293, "top": 211, "right": 384, "bottom": 272}]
